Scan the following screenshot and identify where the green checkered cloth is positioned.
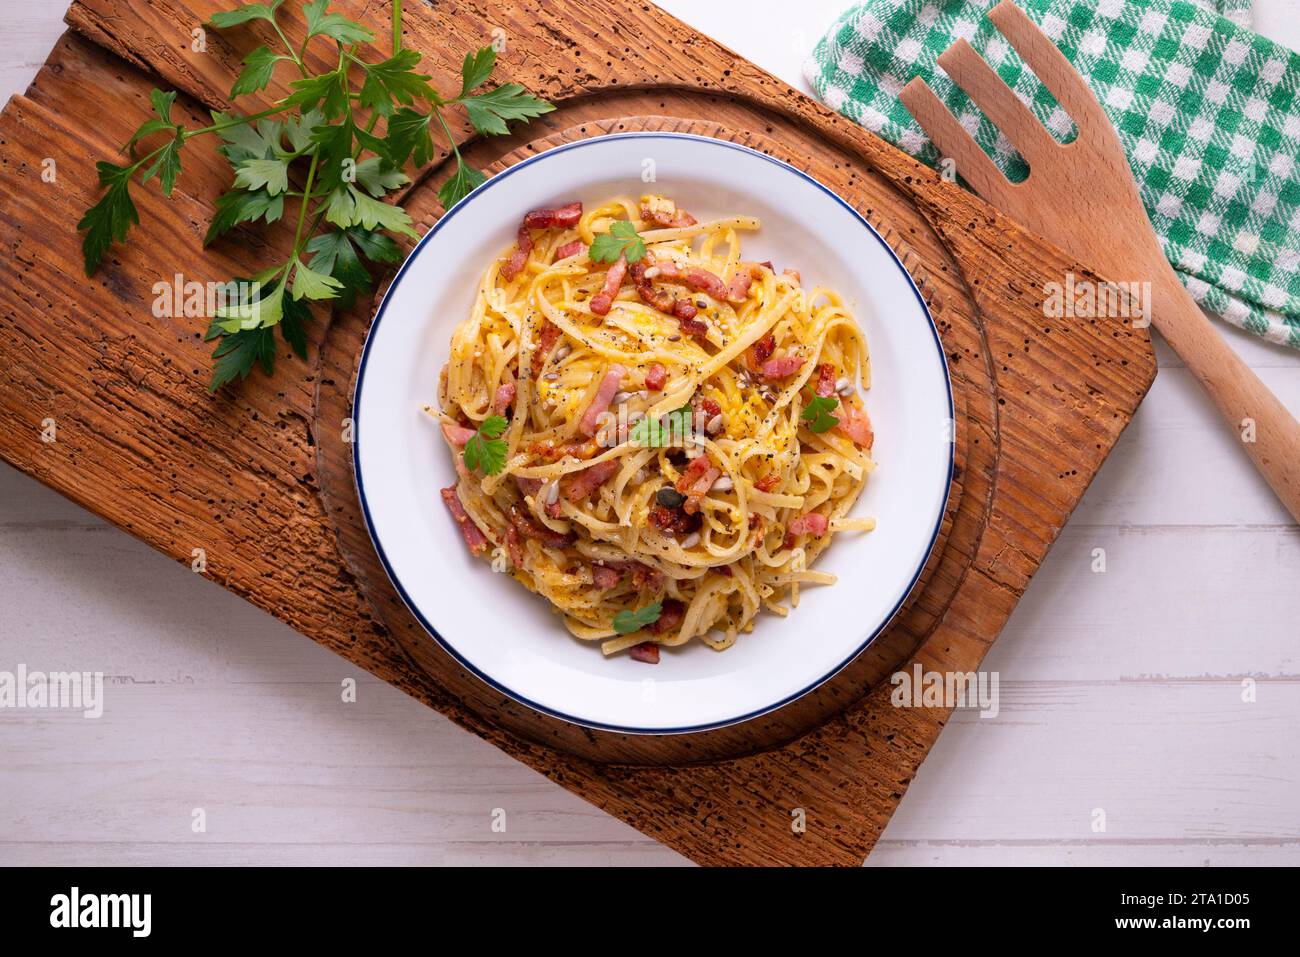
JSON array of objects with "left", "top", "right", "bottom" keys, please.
[{"left": 805, "top": 0, "right": 1300, "bottom": 349}]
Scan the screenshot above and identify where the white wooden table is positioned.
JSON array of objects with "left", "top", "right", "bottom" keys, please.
[{"left": 2, "top": 0, "right": 1297, "bottom": 866}]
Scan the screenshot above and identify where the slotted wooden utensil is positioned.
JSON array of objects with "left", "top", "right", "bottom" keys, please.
[{"left": 901, "top": 0, "right": 1300, "bottom": 521}]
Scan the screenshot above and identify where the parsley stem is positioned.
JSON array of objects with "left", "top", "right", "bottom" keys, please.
[
  {"left": 393, "top": 1, "right": 403, "bottom": 54},
  {"left": 270, "top": 21, "right": 310, "bottom": 78},
  {"left": 183, "top": 103, "right": 298, "bottom": 140},
  {"left": 291, "top": 153, "right": 321, "bottom": 262},
  {"left": 431, "top": 107, "right": 464, "bottom": 165}
]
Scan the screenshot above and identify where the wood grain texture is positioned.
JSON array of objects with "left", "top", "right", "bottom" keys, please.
[{"left": 0, "top": 0, "right": 1154, "bottom": 864}]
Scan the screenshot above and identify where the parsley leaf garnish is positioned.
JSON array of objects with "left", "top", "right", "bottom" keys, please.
[
  {"left": 77, "top": 3, "right": 551, "bottom": 392},
  {"left": 463, "top": 415, "right": 509, "bottom": 476},
  {"left": 613, "top": 602, "right": 663, "bottom": 635},
  {"left": 589, "top": 220, "right": 646, "bottom": 264},
  {"left": 801, "top": 392, "right": 840, "bottom": 433},
  {"left": 461, "top": 83, "right": 555, "bottom": 136},
  {"left": 629, "top": 406, "right": 692, "bottom": 447}
]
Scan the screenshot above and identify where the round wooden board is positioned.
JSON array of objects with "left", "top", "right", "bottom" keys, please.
[{"left": 314, "top": 115, "right": 999, "bottom": 765}]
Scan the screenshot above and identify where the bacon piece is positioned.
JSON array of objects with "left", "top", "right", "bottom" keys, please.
[
  {"left": 639, "top": 196, "right": 697, "bottom": 229},
  {"left": 555, "top": 239, "right": 585, "bottom": 260},
  {"left": 628, "top": 641, "right": 660, "bottom": 664},
  {"left": 578, "top": 365, "right": 626, "bottom": 437},
  {"left": 527, "top": 437, "right": 599, "bottom": 463},
  {"left": 505, "top": 523, "right": 523, "bottom": 568},
  {"left": 530, "top": 320, "right": 562, "bottom": 377},
  {"left": 562, "top": 458, "right": 620, "bottom": 503},
  {"left": 493, "top": 381, "right": 517, "bottom": 414},
  {"left": 726, "top": 263, "right": 766, "bottom": 303},
  {"left": 590, "top": 253, "right": 628, "bottom": 317},
  {"left": 675, "top": 455, "right": 720, "bottom": 514},
  {"left": 836, "top": 403, "right": 874, "bottom": 449},
  {"left": 629, "top": 562, "right": 663, "bottom": 591},
  {"left": 501, "top": 225, "right": 533, "bottom": 280},
  {"left": 508, "top": 503, "right": 572, "bottom": 548},
  {"left": 760, "top": 353, "right": 805, "bottom": 379},
  {"left": 647, "top": 599, "right": 685, "bottom": 636},
  {"left": 592, "top": 563, "right": 621, "bottom": 589},
  {"left": 441, "top": 486, "right": 488, "bottom": 556},
  {"left": 442, "top": 422, "right": 478, "bottom": 447},
  {"left": 678, "top": 314, "right": 709, "bottom": 340},
  {"left": 788, "top": 512, "right": 829, "bottom": 538},
  {"left": 749, "top": 331, "right": 775, "bottom": 371},
  {"left": 815, "top": 363, "right": 837, "bottom": 398},
  {"left": 754, "top": 473, "right": 781, "bottom": 493},
  {"left": 523, "top": 202, "right": 582, "bottom": 229},
  {"left": 652, "top": 258, "right": 730, "bottom": 301},
  {"left": 783, "top": 267, "right": 801, "bottom": 283},
  {"left": 715, "top": 563, "right": 734, "bottom": 578},
  {"left": 514, "top": 475, "right": 542, "bottom": 498},
  {"left": 649, "top": 503, "right": 702, "bottom": 535},
  {"left": 644, "top": 363, "right": 667, "bottom": 392},
  {"left": 672, "top": 299, "right": 698, "bottom": 320}
]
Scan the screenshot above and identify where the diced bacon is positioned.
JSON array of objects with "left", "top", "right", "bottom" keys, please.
[
  {"left": 562, "top": 458, "right": 620, "bottom": 502},
  {"left": 494, "top": 381, "right": 517, "bottom": 414},
  {"left": 783, "top": 268, "right": 801, "bottom": 283},
  {"left": 675, "top": 455, "right": 714, "bottom": 494},
  {"left": 629, "top": 562, "right": 663, "bottom": 591},
  {"left": 647, "top": 599, "right": 685, "bottom": 636},
  {"left": 508, "top": 503, "right": 572, "bottom": 548},
  {"left": 715, "top": 563, "right": 733, "bottom": 577},
  {"left": 678, "top": 314, "right": 709, "bottom": 340},
  {"left": 787, "top": 512, "right": 829, "bottom": 537},
  {"left": 592, "top": 564, "right": 622, "bottom": 589},
  {"left": 442, "top": 422, "right": 478, "bottom": 446},
  {"left": 652, "top": 257, "right": 730, "bottom": 301},
  {"left": 501, "top": 225, "right": 532, "bottom": 280},
  {"left": 750, "top": 331, "right": 775, "bottom": 370},
  {"left": 628, "top": 641, "right": 660, "bottom": 664},
  {"left": 760, "top": 353, "right": 805, "bottom": 379},
  {"left": 815, "top": 362, "right": 837, "bottom": 398},
  {"left": 836, "top": 403, "right": 875, "bottom": 449},
  {"left": 754, "top": 473, "right": 781, "bottom": 493},
  {"left": 527, "top": 436, "right": 600, "bottom": 463},
  {"left": 644, "top": 364, "right": 667, "bottom": 392},
  {"left": 629, "top": 261, "right": 680, "bottom": 316},
  {"left": 530, "top": 320, "right": 562, "bottom": 377},
  {"left": 505, "top": 523, "right": 523, "bottom": 568},
  {"left": 648, "top": 503, "right": 701, "bottom": 535},
  {"left": 555, "top": 239, "right": 585, "bottom": 260},
  {"left": 590, "top": 253, "right": 628, "bottom": 317},
  {"left": 441, "top": 486, "right": 488, "bottom": 556},
  {"left": 523, "top": 202, "right": 582, "bottom": 229},
  {"left": 514, "top": 475, "right": 542, "bottom": 498},
  {"left": 675, "top": 455, "right": 719, "bottom": 514},
  {"left": 672, "top": 299, "right": 698, "bottom": 320},
  {"left": 726, "top": 263, "right": 766, "bottom": 303},
  {"left": 578, "top": 365, "right": 626, "bottom": 437},
  {"left": 639, "top": 196, "right": 697, "bottom": 229}
]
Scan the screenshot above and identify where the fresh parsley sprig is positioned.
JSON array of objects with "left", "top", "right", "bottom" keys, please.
[
  {"left": 589, "top": 220, "right": 646, "bottom": 264},
  {"left": 629, "top": 406, "right": 692, "bottom": 447},
  {"left": 463, "top": 415, "right": 508, "bottom": 476},
  {"left": 613, "top": 602, "right": 662, "bottom": 635},
  {"left": 78, "top": 0, "right": 554, "bottom": 392},
  {"left": 800, "top": 390, "right": 840, "bottom": 433}
]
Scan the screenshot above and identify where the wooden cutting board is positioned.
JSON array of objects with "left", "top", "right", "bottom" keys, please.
[{"left": 0, "top": 0, "right": 1156, "bottom": 864}]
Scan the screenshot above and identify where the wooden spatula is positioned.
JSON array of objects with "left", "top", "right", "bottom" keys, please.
[{"left": 901, "top": 0, "right": 1300, "bottom": 522}]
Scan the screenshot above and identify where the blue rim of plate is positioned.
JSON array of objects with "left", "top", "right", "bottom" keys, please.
[{"left": 352, "top": 131, "right": 954, "bottom": 735}]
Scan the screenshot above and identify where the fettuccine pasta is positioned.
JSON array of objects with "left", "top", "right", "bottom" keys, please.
[{"left": 434, "top": 195, "right": 876, "bottom": 662}]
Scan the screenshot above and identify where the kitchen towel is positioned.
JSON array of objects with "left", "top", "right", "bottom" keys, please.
[{"left": 805, "top": 0, "right": 1300, "bottom": 348}]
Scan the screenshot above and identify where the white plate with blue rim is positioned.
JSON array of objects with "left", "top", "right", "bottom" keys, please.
[{"left": 352, "top": 132, "right": 952, "bottom": 734}]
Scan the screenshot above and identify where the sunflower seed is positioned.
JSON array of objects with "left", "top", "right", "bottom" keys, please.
[
  {"left": 680, "top": 532, "right": 700, "bottom": 549},
  {"left": 544, "top": 481, "right": 560, "bottom": 505},
  {"left": 705, "top": 413, "right": 724, "bottom": 435},
  {"left": 643, "top": 266, "right": 661, "bottom": 279},
  {"left": 612, "top": 391, "right": 632, "bottom": 405},
  {"left": 711, "top": 476, "right": 733, "bottom": 492},
  {"left": 553, "top": 343, "right": 571, "bottom": 361},
  {"left": 543, "top": 372, "right": 559, "bottom": 381}
]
